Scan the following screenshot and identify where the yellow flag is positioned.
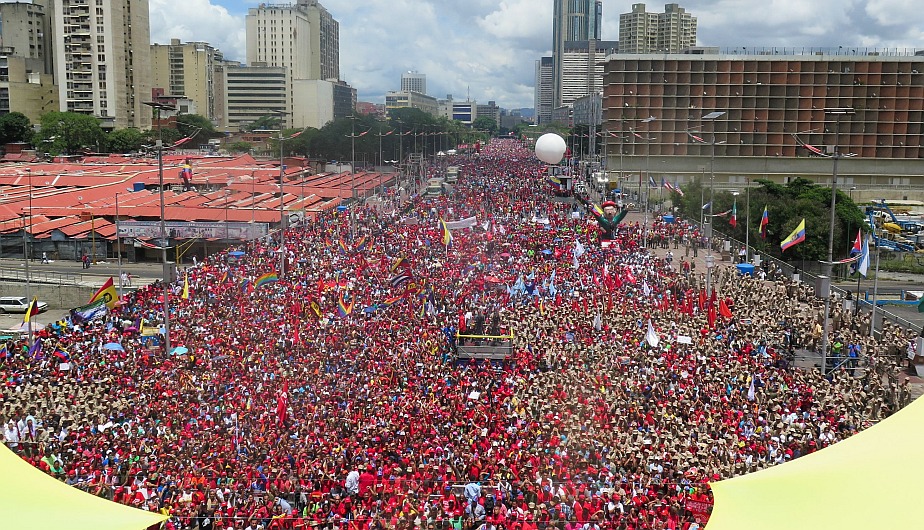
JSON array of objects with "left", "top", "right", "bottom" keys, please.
[{"left": 181, "top": 272, "right": 190, "bottom": 300}]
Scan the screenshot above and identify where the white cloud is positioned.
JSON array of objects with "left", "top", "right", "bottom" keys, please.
[
  {"left": 149, "top": 0, "right": 245, "bottom": 62},
  {"left": 145, "top": 0, "right": 924, "bottom": 110}
]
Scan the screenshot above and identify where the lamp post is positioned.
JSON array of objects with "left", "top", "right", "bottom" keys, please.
[
  {"left": 267, "top": 110, "right": 290, "bottom": 278},
  {"left": 820, "top": 107, "right": 855, "bottom": 374},
  {"left": 702, "top": 111, "right": 726, "bottom": 297},
  {"left": 639, "top": 116, "right": 656, "bottom": 245},
  {"left": 115, "top": 192, "right": 124, "bottom": 300},
  {"left": 142, "top": 100, "right": 177, "bottom": 355}
]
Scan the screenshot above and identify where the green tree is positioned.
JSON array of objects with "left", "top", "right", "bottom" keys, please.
[
  {"left": 244, "top": 114, "right": 282, "bottom": 132},
  {"left": 176, "top": 113, "right": 216, "bottom": 146},
  {"left": 226, "top": 141, "right": 253, "bottom": 154},
  {"left": 472, "top": 116, "right": 498, "bottom": 136},
  {"left": 0, "top": 112, "right": 32, "bottom": 144},
  {"left": 34, "top": 111, "right": 106, "bottom": 155},
  {"left": 140, "top": 126, "right": 184, "bottom": 147},
  {"left": 106, "top": 128, "right": 145, "bottom": 153}
]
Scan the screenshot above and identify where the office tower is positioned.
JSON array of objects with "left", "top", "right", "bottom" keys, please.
[
  {"left": 552, "top": 0, "right": 602, "bottom": 107},
  {"left": 223, "top": 64, "right": 290, "bottom": 130},
  {"left": 559, "top": 40, "right": 618, "bottom": 107},
  {"left": 150, "top": 39, "right": 224, "bottom": 122},
  {"left": 0, "top": 1, "right": 54, "bottom": 76},
  {"left": 49, "top": 0, "right": 152, "bottom": 129},
  {"left": 534, "top": 56, "right": 553, "bottom": 124},
  {"left": 401, "top": 71, "right": 427, "bottom": 95},
  {"left": 619, "top": 3, "right": 696, "bottom": 54},
  {"left": 245, "top": 0, "right": 339, "bottom": 81}
]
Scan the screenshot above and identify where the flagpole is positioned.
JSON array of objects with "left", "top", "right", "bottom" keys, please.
[
  {"left": 870, "top": 237, "right": 881, "bottom": 338},
  {"left": 745, "top": 179, "right": 750, "bottom": 263}
]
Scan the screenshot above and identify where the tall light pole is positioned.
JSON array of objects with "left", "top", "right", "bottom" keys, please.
[
  {"left": 702, "top": 111, "right": 726, "bottom": 297},
  {"left": 639, "top": 116, "right": 656, "bottom": 245},
  {"left": 267, "top": 110, "right": 290, "bottom": 278},
  {"left": 820, "top": 107, "right": 855, "bottom": 373},
  {"left": 142, "top": 100, "right": 176, "bottom": 354},
  {"left": 115, "top": 192, "right": 124, "bottom": 300},
  {"left": 349, "top": 115, "right": 357, "bottom": 202}
]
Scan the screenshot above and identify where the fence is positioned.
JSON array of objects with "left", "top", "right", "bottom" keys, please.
[
  {"left": 700, "top": 224, "right": 921, "bottom": 334},
  {"left": 0, "top": 266, "right": 85, "bottom": 285}
]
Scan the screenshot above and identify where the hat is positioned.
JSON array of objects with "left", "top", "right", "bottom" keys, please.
[{"left": 602, "top": 201, "right": 617, "bottom": 209}]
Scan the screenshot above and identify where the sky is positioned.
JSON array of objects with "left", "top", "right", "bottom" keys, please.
[{"left": 145, "top": 0, "right": 924, "bottom": 110}]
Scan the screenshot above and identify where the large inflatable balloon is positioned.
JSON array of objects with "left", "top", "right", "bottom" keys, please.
[{"left": 535, "top": 133, "right": 567, "bottom": 164}]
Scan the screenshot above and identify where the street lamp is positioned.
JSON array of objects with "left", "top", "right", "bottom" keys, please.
[
  {"left": 701, "top": 110, "right": 726, "bottom": 297},
  {"left": 267, "top": 110, "right": 290, "bottom": 278},
  {"left": 820, "top": 107, "right": 855, "bottom": 373},
  {"left": 141, "top": 100, "right": 177, "bottom": 354},
  {"left": 637, "top": 116, "right": 656, "bottom": 245}
]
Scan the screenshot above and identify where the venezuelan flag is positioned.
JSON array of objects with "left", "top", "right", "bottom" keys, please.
[
  {"left": 53, "top": 345, "right": 70, "bottom": 362},
  {"left": 255, "top": 272, "right": 279, "bottom": 288},
  {"left": 780, "top": 219, "right": 806, "bottom": 252},
  {"left": 592, "top": 204, "right": 604, "bottom": 217},
  {"left": 440, "top": 219, "right": 452, "bottom": 247},
  {"left": 759, "top": 206, "right": 769, "bottom": 239}
]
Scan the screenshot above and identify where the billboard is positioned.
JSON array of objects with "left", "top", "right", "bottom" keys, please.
[{"left": 118, "top": 221, "right": 269, "bottom": 240}]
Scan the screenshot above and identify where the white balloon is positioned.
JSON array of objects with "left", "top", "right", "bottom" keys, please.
[{"left": 534, "top": 133, "right": 567, "bottom": 165}]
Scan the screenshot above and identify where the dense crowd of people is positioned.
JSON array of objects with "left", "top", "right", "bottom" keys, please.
[{"left": 1, "top": 138, "right": 919, "bottom": 530}]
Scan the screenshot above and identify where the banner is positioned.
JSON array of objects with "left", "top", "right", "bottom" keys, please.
[
  {"left": 71, "top": 300, "right": 107, "bottom": 323},
  {"left": 442, "top": 216, "right": 478, "bottom": 230}
]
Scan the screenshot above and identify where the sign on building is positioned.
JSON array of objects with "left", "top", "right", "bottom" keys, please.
[{"left": 118, "top": 221, "right": 269, "bottom": 240}]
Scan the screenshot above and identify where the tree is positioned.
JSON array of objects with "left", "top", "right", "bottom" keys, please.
[
  {"left": 0, "top": 112, "right": 32, "bottom": 144},
  {"left": 244, "top": 114, "right": 282, "bottom": 132},
  {"left": 176, "top": 113, "right": 216, "bottom": 146},
  {"left": 226, "top": 141, "right": 253, "bottom": 154},
  {"left": 106, "top": 128, "right": 145, "bottom": 153},
  {"left": 472, "top": 116, "right": 498, "bottom": 136},
  {"left": 34, "top": 111, "right": 106, "bottom": 155}
]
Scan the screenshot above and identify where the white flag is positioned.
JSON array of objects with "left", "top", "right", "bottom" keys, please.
[
  {"left": 593, "top": 313, "right": 602, "bottom": 331},
  {"left": 642, "top": 281, "right": 651, "bottom": 298},
  {"left": 645, "top": 319, "right": 660, "bottom": 348},
  {"left": 858, "top": 233, "right": 870, "bottom": 278},
  {"left": 747, "top": 376, "right": 756, "bottom": 401}
]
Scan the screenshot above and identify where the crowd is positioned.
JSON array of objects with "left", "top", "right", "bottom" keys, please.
[{"left": 1, "top": 138, "right": 920, "bottom": 530}]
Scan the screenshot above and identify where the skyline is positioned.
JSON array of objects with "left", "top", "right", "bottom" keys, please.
[{"left": 145, "top": 0, "right": 921, "bottom": 110}]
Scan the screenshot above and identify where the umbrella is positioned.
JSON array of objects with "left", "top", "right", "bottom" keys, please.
[
  {"left": 499, "top": 252, "right": 511, "bottom": 258},
  {"left": 102, "top": 343, "right": 124, "bottom": 351},
  {"left": 228, "top": 251, "right": 245, "bottom": 257},
  {"left": 169, "top": 346, "right": 189, "bottom": 356},
  {"left": 541, "top": 249, "right": 552, "bottom": 255}
]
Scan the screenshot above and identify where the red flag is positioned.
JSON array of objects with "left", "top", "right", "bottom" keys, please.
[
  {"left": 698, "top": 290, "right": 706, "bottom": 310},
  {"left": 719, "top": 299, "right": 733, "bottom": 319},
  {"left": 708, "top": 306, "right": 717, "bottom": 329}
]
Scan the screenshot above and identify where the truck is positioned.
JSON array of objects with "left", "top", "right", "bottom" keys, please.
[
  {"left": 445, "top": 166, "right": 459, "bottom": 183},
  {"left": 868, "top": 209, "right": 915, "bottom": 252}
]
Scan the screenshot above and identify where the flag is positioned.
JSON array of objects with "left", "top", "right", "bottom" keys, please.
[
  {"left": 338, "top": 239, "right": 349, "bottom": 254},
  {"left": 390, "top": 272, "right": 413, "bottom": 289},
  {"left": 673, "top": 181, "right": 684, "bottom": 196},
  {"left": 88, "top": 277, "right": 118, "bottom": 309},
  {"left": 390, "top": 257, "right": 411, "bottom": 272},
  {"left": 337, "top": 293, "right": 353, "bottom": 317},
  {"left": 747, "top": 377, "right": 756, "bottom": 401},
  {"left": 645, "top": 320, "right": 660, "bottom": 348},
  {"left": 71, "top": 299, "right": 107, "bottom": 322},
  {"left": 729, "top": 200, "right": 737, "bottom": 228},
  {"left": 27, "top": 337, "right": 42, "bottom": 358},
  {"left": 857, "top": 232, "right": 870, "bottom": 278},
  {"left": 22, "top": 296, "right": 40, "bottom": 324},
  {"left": 648, "top": 175, "right": 657, "bottom": 188},
  {"left": 380, "top": 295, "right": 403, "bottom": 308},
  {"left": 759, "top": 206, "right": 769, "bottom": 239},
  {"left": 573, "top": 239, "right": 586, "bottom": 269},
  {"left": 440, "top": 219, "right": 452, "bottom": 247},
  {"left": 719, "top": 299, "right": 733, "bottom": 319},
  {"left": 255, "top": 272, "right": 279, "bottom": 288},
  {"left": 0, "top": 343, "right": 7, "bottom": 359},
  {"left": 355, "top": 236, "right": 369, "bottom": 252},
  {"left": 52, "top": 345, "right": 70, "bottom": 362},
  {"left": 240, "top": 278, "right": 252, "bottom": 292},
  {"left": 219, "top": 271, "right": 228, "bottom": 284},
  {"left": 310, "top": 301, "right": 321, "bottom": 318},
  {"left": 702, "top": 201, "right": 712, "bottom": 211},
  {"left": 181, "top": 272, "right": 190, "bottom": 300},
  {"left": 592, "top": 203, "right": 604, "bottom": 217},
  {"left": 780, "top": 219, "right": 806, "bottom": 252},
  {"left": 850, "top": 229, "right": 863, "bottom": 255}
]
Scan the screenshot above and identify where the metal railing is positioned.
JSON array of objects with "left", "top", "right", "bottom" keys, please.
[{"left": 0, "top": 266, "right": 84, "bottom": 285}]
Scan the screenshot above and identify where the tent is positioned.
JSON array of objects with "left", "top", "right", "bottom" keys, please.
[
  {"left": 707, "top": 394, "right": 924, "bottom": 529},
  {"left": 0, "top": 443, "right": 168, "bottom": 530}
]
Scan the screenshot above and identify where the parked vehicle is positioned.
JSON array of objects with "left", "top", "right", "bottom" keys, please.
[{"left": 0, "top": 296, "right": 48, "bottom": 314}]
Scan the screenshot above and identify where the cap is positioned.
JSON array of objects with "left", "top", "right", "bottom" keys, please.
[{"left": 601, "top": 201, "right": 617, "bottom": 209}]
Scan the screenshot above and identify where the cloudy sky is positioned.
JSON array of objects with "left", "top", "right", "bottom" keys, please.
[{"left": 147, "top": 0, "right": 924, "bottom": 110}]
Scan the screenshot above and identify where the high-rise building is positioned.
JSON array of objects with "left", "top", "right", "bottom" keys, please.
[
  {"left": 223, "top": 64, "right": 290, "bottom": 131},
  {"left": 552, "top": 0, "right": 602, "bottom": 107},
  {"left": 476, "top": 101, "right": 500, "bottom": 126},
  {"left": 534, "top": 56, "right": 553, "bottom": 124},
  {"left": 150, "top": 39, "right": 223, "bottom": 123},
  {"left": 619, "top": 3, "right": 696, "bottom": 54},
  {"left": 0, "top": 1, "right": 54, "bottom": 77},
  {"left": 401, "top": 71, "right": 426, "bottom": 94},
  {"left": 559, "top": 40, "right": 618, "bottom": 107},
  {"left": 385, "top": 90, "right": 439, "bottom": 117},
  {"left": 0, "top": 53, "right": 58, "bottom": 123},
  {"left": 49, "top": 0, "right": 153, "bottom": 129},
  {"left": 245, "top": 0, "right": 339, "bottom": 81}
]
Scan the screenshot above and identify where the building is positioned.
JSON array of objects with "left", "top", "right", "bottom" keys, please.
[
  {"left": 356, "top": 101, "right": 386, "bottom": 120},
  {"left": 401, "top": 71, "right": 426, "bottom": 95},
  {"left": 385, "top": 90, "right": 439, "bottom": 117},
  {"left": 150, "top": 39, "right": 224, "bottom": 123},
  {"left": 451, "top": 100, "right": 477, "bottom": 125},
  {"left": 601, "top": 52, "right": 924, "bottom": 184},
  {"left": 572, "top": 92, "right": 602, "bottom": 126},
  {"left": 245, "top": 0, "right": 339, "bottom": 82},
  {"left": 552, "top": 0, "right": 602, "bottom": 107},
  {"left": 50, "top": 0, "right": 153, "bottom": 130},
  {"left": 476, "top": 101, "right": 500, "bottom": 126},
  {"left": 0, "top": 52, "right": 58, "bottom": 123},
  {"left": 560, "top": 40, "right": 619, "bottom": 107},
  {"left": 619, "top": 3, "right": 696, "bottom": 54},
  {"left": 534, "top": 56, "right": 553, "bottom": 124},
  {"left": 0, "top": 1, "right": 54, "bottom": 77},
  {"left": 223, "top": 65, "right": 290, "bottom": 131},
  {"left": 331, "top": 80, "right": 356, "bottom": 120}
]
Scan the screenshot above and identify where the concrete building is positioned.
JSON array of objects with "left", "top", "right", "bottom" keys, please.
[
  {"left": 291, "top": 78, "right": 355, "bottom": 128},
  {"left": 150, "top": 39, "right": 223, "bottom": 123},
  {"left": 601, "top": 52, "right": 924, "bottom": 185},
  {"left": 223, "top": 65, "right": 290, "bottom": 131},
  {"left": 49, "top": 0, "right": 152, "bottom": 130},
  {"left": 572, "top": 92, "right": 602, "bottom": 126},
  {"left": 385, "top": 90, "right": 439, "bottom": 117},
  {"left": 0, "top": 52, "right": 58, "bottom": 122},
  {"left": 534, "top": 56, "right": 553, "bottom": 124},
  {"left": 356, "top": 101, "right": 386, "bottom": 120},
  {"left": 619, "top": 3, "right": 696, "bottom": 54},
  {"left": 401, "top": 71, "right": 426, "bottom": 95},
  {"left": 560, "top": 40, "right": 619, "bottom": 107},
  {"left": 0, "top": 1, "right": 54, "bottom": 77},
  {"left": 476, "top": 101, "right": 500, "bottom": 126},
  {"left": 331, "top": 80, "right": 356, "bottom": 120},
  {"left": 552, "top": 0, "right": 602, "bottom": 107},
  {"left": 245, "top": 0, "right": 339, "bottom": 82}
]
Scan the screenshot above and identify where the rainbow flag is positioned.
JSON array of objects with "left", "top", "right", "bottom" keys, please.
[
  {"left": 780, "top": 219, "right": 806, "bottom": 252},
  {"left": 240, "top": 278, "right": 252, "bottom": 292},
  {"left": 338, "top": 239, "right": 349, "bottom": 254},
  {"left": 355, "top": 235, "right": 369, "bottom": 252},
  {"left": 337, "top": 293, "right": 353, "bottom": 317},
  {"left": 380, "top": 295, "right": 403, "bottom": 308},
  {"left": 255, "top": 272, "right": 279, "bottom": 288}
]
